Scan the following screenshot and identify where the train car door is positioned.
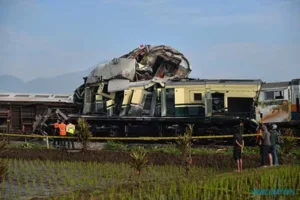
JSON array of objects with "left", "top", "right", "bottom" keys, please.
[
  {"left": 205, "top": 89, "right": 212, "bottom": 117},
  {"left": 211, "top": 92, "right": 225, "bottom": 115},
  {"left": 11, "top": 106, "right": 21, "bottom": 132},
  {"left": 161, "top": 88, "right": 175, "bottom": 117}
]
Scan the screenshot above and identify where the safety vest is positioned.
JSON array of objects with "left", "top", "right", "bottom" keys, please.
[
  {"left": 59, "top": 123, "right": 66, "bottom": 136},
  {"left": 66, "top": 123, "right": 76, "bottom": 134}
]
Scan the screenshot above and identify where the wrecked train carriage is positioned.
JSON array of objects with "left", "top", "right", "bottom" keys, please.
[
  {"left": 0, "top": 93, "right": 78, "bottom": 133},
  {"left": 73, "top": 44, "right": 192, "bottom": 116},
  {"left": 255, "top": 79, "right": 300, "bottom": 128},
  {"left": 68, "top": 79, "right": 262, "bottom": 137}
]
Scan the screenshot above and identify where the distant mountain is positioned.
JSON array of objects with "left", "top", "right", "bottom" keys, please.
[
  {"left": 0, "top": 75, "right": 26, "bottom": 92},
  {"left": 0, "top": 60, "right": 109, "bottom": 94}
]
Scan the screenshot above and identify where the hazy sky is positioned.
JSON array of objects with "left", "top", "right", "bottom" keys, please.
[{"left": 0, "top": 0, "right": 299, "bottom": 82}]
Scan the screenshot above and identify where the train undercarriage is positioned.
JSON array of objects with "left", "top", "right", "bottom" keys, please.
[
  {"left": 68, "top": 115, "right": 257, "bottom": 136},
  {"left": 33, "top": 108, "right": 260, "bottom": 146}
]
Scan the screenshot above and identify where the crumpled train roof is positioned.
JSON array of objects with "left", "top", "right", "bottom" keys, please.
[{"left": 86, "top": 44, "right": 191, "bottom": 85}]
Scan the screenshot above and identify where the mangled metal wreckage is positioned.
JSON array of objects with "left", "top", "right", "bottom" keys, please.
[{"left": 73, "top": 44, "right": 191, "bottom": 116}]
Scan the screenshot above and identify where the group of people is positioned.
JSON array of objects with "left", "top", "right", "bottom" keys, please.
[
  {"left": 260, "top": 123, "right": 282, "bottom": 167},
  {"left": 233, "top": 122, "right": 282, "bottom": 172},
  {"left": 53, "top": 119, "right": 76, "bottom": 149}
]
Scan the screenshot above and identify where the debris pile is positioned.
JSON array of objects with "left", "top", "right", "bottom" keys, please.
[{"left": 86, "top": 44, "right": 191, "bottom": 84}]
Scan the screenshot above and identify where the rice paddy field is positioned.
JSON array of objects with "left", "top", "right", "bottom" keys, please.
[
  {"left": 0, "top": 158, "right": 299, "bottom": 200},
  {"left": 0, "top": 139, "right": 299, "bottom": 199}
]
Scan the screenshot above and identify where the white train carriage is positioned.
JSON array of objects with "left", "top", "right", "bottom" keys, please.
[{"left": 255, "top": 79, "right": 300, "bottom": 125}]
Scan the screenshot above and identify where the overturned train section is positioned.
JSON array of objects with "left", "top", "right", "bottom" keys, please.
[{"left": 73, "top": 44, "right": 191, "bottom": 112}]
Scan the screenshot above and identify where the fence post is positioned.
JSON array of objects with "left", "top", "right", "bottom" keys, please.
[{"left": 46, "top": 136, "right": 49, "bottom": 149}]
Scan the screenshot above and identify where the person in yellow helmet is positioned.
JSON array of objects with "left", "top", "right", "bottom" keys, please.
[{"left": 66, "top": 121, "right": 76, "bottom": 149}]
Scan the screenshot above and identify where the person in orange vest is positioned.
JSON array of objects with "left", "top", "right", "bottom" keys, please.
[
  {"left": 53, "top": 119, "right": 60, "bottom": 148},
  {"left": 58, "top": 120, "right": 67, "bottom": 148}
]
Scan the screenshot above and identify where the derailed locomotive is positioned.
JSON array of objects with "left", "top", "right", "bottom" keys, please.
[
  {"left": 66, "top": 44, "right": 261, "bottom": 137},
  {"left": 69, "top": 78, "right": 261, "bottom": 138}
]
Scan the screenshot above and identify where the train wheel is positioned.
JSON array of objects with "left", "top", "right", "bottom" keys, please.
[{"left": 109, "top": 129, "right": 119, "bottom": 137}]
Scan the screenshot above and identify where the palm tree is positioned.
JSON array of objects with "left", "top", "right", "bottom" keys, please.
[
  {"left": 77, "top": 118, "right": 92, "bottom": 152},
  {"left": 176, "top": 124, "right": 194, "bottom": 177}
]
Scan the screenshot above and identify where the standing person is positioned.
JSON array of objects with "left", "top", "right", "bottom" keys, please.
[
  {"left": 270, "top": 124, "right": 281, "bottom": 166},
  {"left": 66, "top": 121, "right": 76, "bottom": 149},
  {"left": 260, "top": 124, "right": 273, "bottom": 167},
  {"left": 53, "top": 119, "right": 60, "bottom": 148},
  {"left": 58, "top": 120, "right": 67, "bottom": 148},
  {"left": 233, "top": 127, "right": 244, "bottom": 172},
  {"left": 257, "top": 124, "right": 264, "bottom": 166},
  {"left": 21, "top": 125, "right": 25, "bottom": 134}
]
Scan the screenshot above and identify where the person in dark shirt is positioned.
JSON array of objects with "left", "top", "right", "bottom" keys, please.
[
  {"left": 233, "top": 127, "right": 244, "bottom": 172},
  {"left": 260, "top": 124, "right": 272, "bottom": 167},
  {"left": 269, "top": 124, "right": 280, "bottom": 166}
]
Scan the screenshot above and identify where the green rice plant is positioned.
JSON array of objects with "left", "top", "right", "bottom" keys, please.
[
  {"left": 129, "top": 146, "right": 148, "bottom": 176},
  {"left": 281, "top": 128, "right": 296, "bottom": 154},
  {"left": 2, "top": 155, "right": 299, "bottom": 200},
  {"left": 20, "top": 142, "right": 34, "bottom": 148},
  {"left": 77, "top": 117, "right": 92, "bottom": 152},
  {"left": 1, "top": 179, "right": 5, "bottom": 198},
  {"left": 175, "top": 124, "right": 194, "bottom": 177},
  {"left": 104, "top": 141, "right": 128, "bottom": 151},
  {"left": 151, "top": 143, "right": 181, "bottom": 155}
]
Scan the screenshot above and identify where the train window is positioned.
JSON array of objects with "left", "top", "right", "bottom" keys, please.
[
  {"left": 143, "top": 92, "right": 152, "bottom": 113},
  {"left": 15, "top": 95, "right": 30, "bottom": 98},
  {"left": 194, "top": 93, "right": 202, "bottom": 101},
  {"left": 35, "top": 95, "right": 50, "bottom": 98},
  {"left": 265, "top": 90, "right": 284, "bottom": 100},
  {"left": 274, "top": 91, "right": 284, "bottom": 99},
  {"left": 54, "top": 95, "right": 69, "bottom": 99},
  {"left": 166, "top": 88, "right": 175, "bottom": 116},
  {"left": 265, "top": 91, "right": 274, "bottom": 100}
]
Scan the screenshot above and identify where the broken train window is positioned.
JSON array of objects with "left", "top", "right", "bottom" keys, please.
[
  {"left": 265, "top": 90, "right": 284, "bottom": 100},
  {"left": 274, "top": 91, "right": 284, "bottom": 99}
]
